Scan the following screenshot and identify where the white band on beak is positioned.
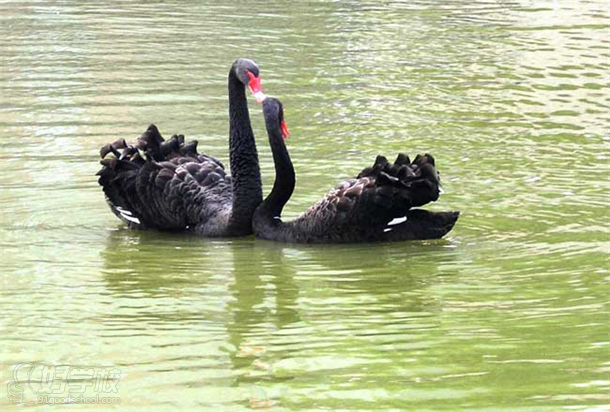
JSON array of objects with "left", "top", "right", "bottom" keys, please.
[{"left": 253, "top": 91, "right": 266, "bottom": 103}]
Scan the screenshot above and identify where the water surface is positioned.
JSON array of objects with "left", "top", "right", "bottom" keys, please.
[{"left": 1, "top": 0, "right": 609, "bottom": 410}]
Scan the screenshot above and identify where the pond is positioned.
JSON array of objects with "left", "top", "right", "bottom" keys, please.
[{"left": 1, "top": 0, "right": 608, "bottom": 410}]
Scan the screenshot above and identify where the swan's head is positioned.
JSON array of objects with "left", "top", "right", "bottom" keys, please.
[
  {"left": 232, "top": 58, "right": 265, "bottom": 103},
  {"left": 263, "top": 97, "right": 290, "bottom": 140}
]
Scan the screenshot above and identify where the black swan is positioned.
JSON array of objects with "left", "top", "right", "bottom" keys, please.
[
  {"left": 253, "top": 97, "right": 460, "bottom": 243},
  {"left": 97, "top": 58, "right": 266, "bottom": 236}
]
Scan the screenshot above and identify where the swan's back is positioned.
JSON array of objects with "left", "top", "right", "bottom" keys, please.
[
  {"left": 97, "top": 125, "right": 234, "bottom": 235},
  {"left": 271, "top": 153, "right": 457, "bottom": 243}
]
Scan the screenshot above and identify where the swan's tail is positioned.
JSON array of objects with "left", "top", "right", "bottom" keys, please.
[
  {"left": 96, "top": 124, "right": 208, "bottom": 229},
  {"left": 382, "top": 209, "right": 460, "bottom": 241},
  {"left": 357, "top": 152, "right": 459, "bottom": 239}
]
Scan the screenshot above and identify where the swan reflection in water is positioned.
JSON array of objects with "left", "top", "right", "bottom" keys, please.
[{"left": 100, "top": 228, "right": 458, "bottom": 407}]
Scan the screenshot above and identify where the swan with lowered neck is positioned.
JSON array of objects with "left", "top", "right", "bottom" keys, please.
[
  {"left": 97, "top": 58, "right": 266, "bottom": 237},
  {"left": 253, "top": 97, "right": 459, "bottom": 243}
]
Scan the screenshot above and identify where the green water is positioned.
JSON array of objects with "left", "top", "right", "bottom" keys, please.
[{"left": 1, "top": 0, "right": 609, "bottom": 410}]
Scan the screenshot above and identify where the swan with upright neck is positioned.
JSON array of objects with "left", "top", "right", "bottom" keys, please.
[
  {"left": 97, "top": 58, "right": 266, "bottom": 237},
  {"left": 253, "top": 97, "right": 459, "bottom": 243}
]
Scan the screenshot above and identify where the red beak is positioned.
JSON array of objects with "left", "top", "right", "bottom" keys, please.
[
  {"left": 246, "top": 71, "right": 265, "bottom": 103},
  {"left": 280, "top": 120, "right": 290, "bottom": 140}
]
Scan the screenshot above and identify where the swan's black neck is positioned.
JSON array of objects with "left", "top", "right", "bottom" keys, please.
[
  {"left": 226, "top": 69, "right": 263, "bottom": 234},
  {"left": 256, "top": 113, "right": 295, "bottom": 226}
]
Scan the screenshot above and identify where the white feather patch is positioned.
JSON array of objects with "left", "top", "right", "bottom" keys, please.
[
  {"left": 116, "top": 206, "right": 131, "bottom": 215},
  {"left": 387, "top": 216, "right": 407, "bottom": 226},
  {"left": 122, "top": 214, "right": 140, "bottom": 224},
  {"left": 116, "top": 207, "right": 141, "bottom": 224},
  {"left": 383, "top": 228, "right": 393, "bottom": 233}
]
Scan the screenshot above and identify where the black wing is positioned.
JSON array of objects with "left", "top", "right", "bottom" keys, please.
[
  {"left": 290, "top": 153, "right": 442, "bottom": 241},
  {"left": 97, "top": 125, "right": 232, "bottom": 232}
]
